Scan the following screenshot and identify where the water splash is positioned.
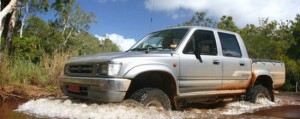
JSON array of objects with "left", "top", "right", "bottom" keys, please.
[
  {"left": 15, "top": 94, "right": 299, "bottom": 118},
  {"left": 15, "top": 98, "right": 198, "bottom": 119},
  {"left": 221, "top": 99, "right": 278, "bottom": 115}
]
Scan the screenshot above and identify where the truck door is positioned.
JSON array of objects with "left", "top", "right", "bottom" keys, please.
[
  {"left": 217, "top": 32, "right": 251, "bottom": 89},
  {"left": 179, "top": 30, "right": 222, "bottom": 93}
]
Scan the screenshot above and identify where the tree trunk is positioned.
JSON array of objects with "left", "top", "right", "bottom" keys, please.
[
  {"left": 5, "top": 0, "right": 19, "bottom": 54},
  {"left": 0, "top": 16, "right": 4, "bottom": 40},
  {"left": 5, "top": 10, "right": 16, "bottom": 53},
  {"left": 62, "top": 14, "right": 71, "bottom": 47},
  {"left": 0, "top": 0, "right": 17, "bottom": 50},
  {"left": 63, "top": 27, "right": 73, "bottom": 46},
  {"left": 20, "top": 0, "right": 30, "bottom": 38}
]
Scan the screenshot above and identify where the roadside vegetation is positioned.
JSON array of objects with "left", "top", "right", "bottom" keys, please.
[
  {"left": 0, "top": 0, "right": 119, "bottom": 101},
  {"left": 0, "top": 0, "right": 299, "bottom": 100}
]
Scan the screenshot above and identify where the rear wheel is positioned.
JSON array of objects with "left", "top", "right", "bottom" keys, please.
[
  {"left": 130, "top": 88, "right": 171, "bottom": 110},
  {"left": 246, "top": 85, "right": 271, "bottom": 103}
]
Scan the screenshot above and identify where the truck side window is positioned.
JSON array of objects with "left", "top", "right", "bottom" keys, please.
[
  {"left": 218, "top": 32, "right": 242, "bottom": 57},
  {"left": 183, "top": 30, "right": 217, "bottom": 55}
]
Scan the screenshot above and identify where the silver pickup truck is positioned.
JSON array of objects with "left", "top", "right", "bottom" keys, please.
[{"left": 60, "top": 26, "right": 285, "bottom": 110}]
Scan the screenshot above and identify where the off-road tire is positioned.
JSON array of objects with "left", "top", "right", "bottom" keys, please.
[
  {"left": 246, "top": 85, "right": 271, "bottom": 103},
  {"left": 130, "top": 88, "right": 171, "bottom": 110}
]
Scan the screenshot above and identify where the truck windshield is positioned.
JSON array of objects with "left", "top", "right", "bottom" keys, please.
[{"left": 130, "top": 29, "right": 189, "bottom": 51}]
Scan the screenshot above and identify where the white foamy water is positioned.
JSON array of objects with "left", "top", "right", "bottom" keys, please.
[
  {"left": 15, "top": 98, "right": 198, "bottom": 119},
  {"left": 221, "top": 99, "right": 278, "bottom": 115},
  {"left": 15, "top": 97, "right": 286, "bottom": 118}
]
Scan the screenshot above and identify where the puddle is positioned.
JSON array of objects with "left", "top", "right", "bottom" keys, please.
[
  {"left": 245, "top": 105, "right": 300, "bottom": 118},
  {"left": 1, "top": 92, "right": 299, "bottom": 119},
  {"left": 0, "top": 100, "right": 34, "bottom": 119}
]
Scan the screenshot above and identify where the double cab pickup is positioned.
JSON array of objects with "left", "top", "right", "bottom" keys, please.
[{"left": 60, "top": 26, "right": 285, "bottom": 110}]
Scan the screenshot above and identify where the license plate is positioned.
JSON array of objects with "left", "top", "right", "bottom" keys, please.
[{"left": 68, "top": 85, "right": 80, "bottom": 93}]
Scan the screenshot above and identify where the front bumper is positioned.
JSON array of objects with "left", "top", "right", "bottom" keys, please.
[{"left": 60, "top": 76, "right": 131, "bottom": 102}]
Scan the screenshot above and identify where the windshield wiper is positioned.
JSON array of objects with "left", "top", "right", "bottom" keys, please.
[
  {"left": 130, "top": 46, "right": 157, "bottom": 51},
  {"left": 129, "top": 48, "right": 147, "bottom": 51},
  {"left": 129, "top": 46, "right": 175, "bottom": 52}
]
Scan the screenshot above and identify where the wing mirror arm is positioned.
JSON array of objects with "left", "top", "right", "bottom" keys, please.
[
  {"left": 194, "top": 51, "right": 203, "bottom": 63},
  {"left": 192, "top": 37, "right": 202, "bottom": 63}
]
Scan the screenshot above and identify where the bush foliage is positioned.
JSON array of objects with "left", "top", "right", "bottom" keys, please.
[{"left": 0, "top": 1, "right": 120, "bottom": 89}]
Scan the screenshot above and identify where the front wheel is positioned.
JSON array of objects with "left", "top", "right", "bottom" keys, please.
[
  {"left": 130, "top": 88, "right": 171, "bottom": 110},
  {"left": 246, "top": 85, "right": 271, "bottom": 104}
]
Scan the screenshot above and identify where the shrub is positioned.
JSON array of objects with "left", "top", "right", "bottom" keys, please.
[{"left": 0, "top": 51, "right": 76, "bottom": 89}]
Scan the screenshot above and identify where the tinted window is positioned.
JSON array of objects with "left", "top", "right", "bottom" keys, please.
[
  {"left": 218, "top": 32, "right": 242, "bottom": 57},
  {"left": 183, "top": 30, "right": 217, "bottom": 55}
]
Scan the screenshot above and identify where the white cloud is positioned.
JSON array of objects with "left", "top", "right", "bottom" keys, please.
[
  {"left": 145, "top": 0, "right": 300, "bottom": 27},
  {"left": 95, "top": 34, "right": 136, "bottom": 51}
]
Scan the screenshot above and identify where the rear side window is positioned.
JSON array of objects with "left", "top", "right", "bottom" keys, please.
[{"left": 218, "top": 32, "right": 242, "bottom": 57}]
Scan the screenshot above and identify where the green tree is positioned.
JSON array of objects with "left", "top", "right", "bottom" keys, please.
[
  {"left": 240, "top": 18, "right": 294, "bottom": 59},
  {"left": 23, "top": 16, "right": 61, "bottom": 54},
  {"left": 99, "top": 37, "right": 120, "bottom": 53},
  {"left": 50, "top": 0, "right": 97, "bottom": 48},
  {"left": 1, "top": 0, "right": 49, "bottom": 53},
  {"left": 289, "top": 14, "right": 300, "bottom": 59},
  {"left": 12, "top": 17, "right": 52, "bottom": 62},
  {"left": 12, "top": 36, "right": 42, "bottom": 62},
  {"left": 285, "top": 14, "right": 300, "bottom": 91},
  {"left": 19, "top": 0, "right": 49, "bottom": 38},
  {"left": 239, "top": 18, "right": 298, "bottom": 90},
  {"left": 181, "top": 12, "right": 216, "bottom": 27},
  {"left": 217, "top": 16, "right": 238, "bottom": 32},
  {"left": 70, "top": 33, "right": 121, "bottom": 54}
]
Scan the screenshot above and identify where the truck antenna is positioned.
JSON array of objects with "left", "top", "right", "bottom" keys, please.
[{"left": 149, "top": 0, "right": 156, "bottom": 32}]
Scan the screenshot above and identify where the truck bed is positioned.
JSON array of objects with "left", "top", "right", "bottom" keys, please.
[{"left": 251, "top": 59, "right": 285, "bottom": 88}]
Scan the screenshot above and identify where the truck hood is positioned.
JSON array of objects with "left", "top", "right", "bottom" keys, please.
[{"left": 66, "top": 51, "right": 175, "bottom": 64}]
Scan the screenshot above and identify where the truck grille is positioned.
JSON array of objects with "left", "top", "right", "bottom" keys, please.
[
  {"left": 66, "top": 64, "right": 95, "bottom": 76},
  {"left": 69, "top": 65, "right": 93, "bottom": 73}
]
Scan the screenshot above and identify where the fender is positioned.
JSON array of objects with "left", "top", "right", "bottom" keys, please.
[
  {"left": 252, "top": 69, "right": 273, "bottom": 83},
  {"left": 123, "top": 64, "right": 180, "bottom": 94},
  {"left": 123, "top": 64, "right": 177, "bottom": 79}
]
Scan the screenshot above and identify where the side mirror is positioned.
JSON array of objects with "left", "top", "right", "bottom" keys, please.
[{"left": 194, "top": 50, "right": 203, "bottom": 63}]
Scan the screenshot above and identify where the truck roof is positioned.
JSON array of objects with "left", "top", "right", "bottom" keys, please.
[{"left": 164, "top": 26, "right": 238, "bottom": 35}]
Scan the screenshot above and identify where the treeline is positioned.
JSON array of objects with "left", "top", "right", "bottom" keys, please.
[
  {"left": 0, "top": 0, "right": 119, "bottom": 89},
  {"left": 1, "top": 0, "right": 119, "bottom": 58},
  {"left": 181, "top": 12, "right": 300, "bottom": 91}
]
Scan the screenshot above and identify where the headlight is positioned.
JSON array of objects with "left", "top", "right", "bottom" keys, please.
[
  {"left": 96, "top": 63, "right": 121, "bottom": 77},
  {"left": 108, "top": 63, "right": 122, "bottom": 76}
]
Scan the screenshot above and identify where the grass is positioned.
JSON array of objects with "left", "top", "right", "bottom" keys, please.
[
  {"left": 0, "top": 54, "right": 11, "bottom": 87},
  {"left": 0, "top": 51, "right": 77, "bottom": 99}
]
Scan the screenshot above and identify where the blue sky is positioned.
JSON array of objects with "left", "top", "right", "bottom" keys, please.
[
  {"left": 77, "top": 0, "right": 189, "bottom": 41},
  {"left": 73, "top": 0, "right": 300, "bottom": 51}
]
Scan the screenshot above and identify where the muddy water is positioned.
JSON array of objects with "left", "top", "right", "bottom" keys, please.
[
  {"left": 244, "top": 92, "right": 300, "bottom": 118},
  {"left": 1, "top": 92, "right": 300, "bottom": 119},
  {"left": 246, "top": 105, "right": 300, "bottom": 118},
  {"left": 0, "top": 100, "right": 34, "bottom": 119}
]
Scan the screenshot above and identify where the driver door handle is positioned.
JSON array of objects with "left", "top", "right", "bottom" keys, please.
[
  {"left": 240, "top": 61, "right": 245, "bottom": 66},
  {"left": 213, "top": 60, "right": 220, "bottom": 65}
]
